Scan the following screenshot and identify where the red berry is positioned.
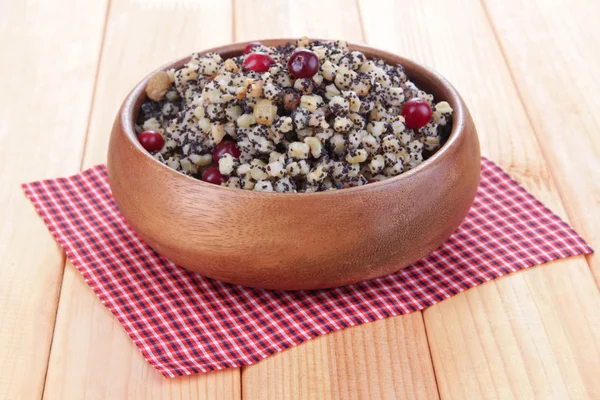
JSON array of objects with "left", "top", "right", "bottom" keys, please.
[
  {"left": 138, "top": 130, "right": 164, "bottom": 152},
  {"left": 287, "top": 49, "right": 319, "bottom": 79},
  {"left": 401, "top": 98, "right": 432, "bottom": 129},
  {"left": 202, "top": 165, "right": 224, "bottom": 185},
  {"left": 212, "top": 140, "right": 241, "bottom": 162},
  {"left": 367, "top": 179, "right": 378, "bottom": 184},
  {"left": 243, "top": 41, "right": 262, "bottom": 54},
  {"left": 243, "top": 53, "right": 275, "bottom": 72}
]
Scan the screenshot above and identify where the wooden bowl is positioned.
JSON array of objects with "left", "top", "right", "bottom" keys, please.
[{"left": 107, "top": 39, "right": 480, "bottom": 290}]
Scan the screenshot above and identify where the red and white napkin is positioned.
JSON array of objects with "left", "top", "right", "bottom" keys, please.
[{"left": 22, "top": 158, "right": 592, "bottom": 377}]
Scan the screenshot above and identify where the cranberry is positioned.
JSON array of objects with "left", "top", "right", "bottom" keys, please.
[
  {"left": 287, "top": 49, "right": 319, "bottom": 79},
  {"left": 243, "top": 41, "right": 262, "bottom": 54},
  {"left": 212, "top": 140, "right": 241, "bottom": 162},
  {"left": 138, "top": 130, "right": 164, "bottom": 152},
  {"left": 202, "top": 165, "right": 224, "bottom": 185},
  {"left": 243, "top": 53, "right": 275, "bottom": 72},
  {"left": 401, "top": 98, "right": 432, "bottom": 129},
  {"left": 367, "top": 179, "right": 378, "bottom": 184}
]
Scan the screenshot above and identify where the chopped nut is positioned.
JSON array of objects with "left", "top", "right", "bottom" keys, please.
[
  {"left": 179, "top": 158, "right": 198, "bottom": 174},
  {"left": 189, "top": 153, "right": 213, "bottom": 167},
  {"left": 312, "top": 45, "right": 327, "bottom": 60},
  {"left": 424, "top": 135, "right": 441, "bottom": 151},
  {"left": 297, "top": 36, "right": 310, "bottom": 48},
  {"left": 246, "top": 79, "right": 264, "bottom": 98},
  {"left": 307, "top": 166, "right": 327, "bottom": 184},
  {"left": 333, "top": 116, "right": 353, "bottom": 132},
  {"left": 269, "top": 151, "right": 286, "bottom": 164},
  {"left": 166, "top": 68, "right": 176, "bottom": 82},
  {"left": 236, "top": 86, "right": 247, "bottom": 100},
  {"left": 316, "top": 128, "right": 334, "bottom": 142},
  {"left": 369, "top": 155, "right": 385, "bottom": 174},
  {"left": 283, "top": 91, "right": 301, "bottom": 111},
  {"left": 325, "top": 84, "right": 341, "bottom": 100},
  {"left": 210, "top": 122, "right": 226, "bottom": 144},
  {"left": 300, "top": 95, "right": 322, "bottom": 112},
  {"left": 342, "top": 90, "right": 361, "bottom": 112},
  {"left": 142, "top": 117, "right": 161, "bottom": 131},
  {"left": 286, "top": 161, "right": 301, "bottom": 176},
  {"left": 312, "top": 73, "right": 323, "bottom": 86},
  {"left": 433, "top": 101, "right": 453, "bottom": 125},
  {"left": 166, "top": 157, "right": 180, "bottom": 171},
  {"left": 250, "top": 162, "right": 269, "bottom": 181},
  {"left": 273, "top": 116, "right": 293, "bottom": 133},
  {"left": 225, "top": 177, "right": 241, "bottom": 189},
  {"left": 275, "top": 177, "right": 295, "bottom": 193},
  {"left": 218, "top": 154, "right": 236, "bottom": 175},
  {"left": 381, "top": 134, "right": 401, "bottom": 154},
  {"left": 387, "top": 87, "right": 405, "bottom": 106},
  {"left": 294, "top": 78, "right": 314, "bottom": 94},
  {"left": 390, "top": 117, "right": 406, "bottom": 135},
  {"left": 334, "top": 65, "right": 357, "bottom": 90},
  {"left": 146, "top": 71, "right": 171, "bottom": 101},
  {"left": 346, "top": 148, "right": 368, "bottom": 164},
  {"left": 263, "top": 83, "right": 281, "bottom": 100},
  {"left": 321, "top": 60, "right": 338, "bottom": 81},
  {"left": 304, "top": 137, "right": 323, "bottom": 158},
  {"left": 266, "top": 161, "right": 285, "bottom": 178},
  {"left": 288, "top": 142, "right": 310, "bottom": 159},
  {"left": 254, "top": 99, "right": 278, "bottom": 125},
  {"left": 224, "top": 58, "right": 239, "bottom": 73},
  {"left": 348, "top": 113, "right": 365, "bottom": 128},
  {"left": 362, "top": 134, "right": 379, "bottom": 154},
  {"left": 367, "top": 121, "right": 387, "bottom": 137},
  {"left": 347, "top": 130, "right": 366, "bottom": 149},
  {"left": 237, "top": 113, "right": 256, "bottom": 128},
  {"left": 193, "top": 106, "right": 205, "bottom": 120},
  {"left": 236, "top": 163, "right": 251, "bottom": 176},
  {"left": 351, "top": 78, "right": 371, "bottom": 97},
  {"left": 347, "top": 163, "right": 360, "bottom": 177},
  {"left": 240, "top": 176, "right": 255, "bottom": 190},
  {"left": 292, "top": 108, "right": 309, "bottom": 129},
  {"left": 225, "top": 105, "right": 243, "bottom": 122},
  {"left": 329, "top": 96, "right": 349, "bottom": 115},
  {"left": 253, "top": 180, "right": 274, "bottom": 192},
  {"left": 298, "top": 160, "right": 310, "bottom": 175}
]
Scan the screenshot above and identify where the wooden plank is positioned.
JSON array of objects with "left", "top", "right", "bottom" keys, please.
[
  {"left": 242, "top": 315, "right": 438, "bottom": 400},
  {"left": 234, "top": 0, "right": 364, "bottom": 43},
  {"left": 482, "top": 0, "right": 600, "bottom": 284},
  {"left": 359, "top": 0, "right": 600, "bottom": 398},
  {"left": 42, "top": 0, "right": 240, "bottom": 398},
  {"left": 0, "top": 0, "right": 107, "bottom": 398},
  {"left": 235, "top": 1, "right": 438, "bottom": 399}
]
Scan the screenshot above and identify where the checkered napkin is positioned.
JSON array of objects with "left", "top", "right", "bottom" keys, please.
[{"left": 22, "top": 158, "right": 592, "bottom": 377}]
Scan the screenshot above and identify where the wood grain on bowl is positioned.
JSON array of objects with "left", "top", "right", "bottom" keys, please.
[{"left": 107, "top": 40, "right": 481, "bottom": 290}]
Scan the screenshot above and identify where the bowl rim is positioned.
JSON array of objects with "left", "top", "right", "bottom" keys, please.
[{"left": 118, "top": 38, "right": 467, "bottom": 198}]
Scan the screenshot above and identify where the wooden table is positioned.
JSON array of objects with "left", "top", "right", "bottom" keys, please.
[{"left": 1, "top": 0, "right": 599, "bottom": 398}]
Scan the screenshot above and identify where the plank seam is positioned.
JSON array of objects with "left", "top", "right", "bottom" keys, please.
[
  {"left": 356, "top": 1, "right": 442, "bottom": 397},
  {"left": 421, "top": 315, "right": 443, "bottom": 399},
  {"left": 231, "top": 2, "right": 244, "bottom": 398},
  {"left": 40, "top": 0, "right": 113, "bottom": 398},
  {"left": 38, "top": 253, "right": 66, "bottom": 400},
  {"left": 231, "top": 0, "right": 237, "bottom": 47},
  {"left": 354, "top": 0, "right": 367, "bottom": 43},
  {"left": 78, "top": 0, "right": 113, "bottom": 172}
]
